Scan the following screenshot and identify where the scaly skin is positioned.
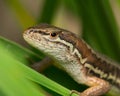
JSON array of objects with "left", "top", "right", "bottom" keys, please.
[{"left": 23, "top": 24, "right": 120, "bottom": 96}]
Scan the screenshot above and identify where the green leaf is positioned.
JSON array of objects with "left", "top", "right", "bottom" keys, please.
[
  {"left": 0, "top": 46, "right": 45, "bottom": 96},
  {"left": 73, "top": 0, "right": 120, "bottom": 62},
  {"left": 37, "top": 0, "right": 60, "bottom": 24},
  {"left": 0, "top": 36, "right": 78, "bottom": 96}
]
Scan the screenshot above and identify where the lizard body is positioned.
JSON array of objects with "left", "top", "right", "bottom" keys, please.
[{"left": 23, "top": 24, "right": 120, "bottom": 96}]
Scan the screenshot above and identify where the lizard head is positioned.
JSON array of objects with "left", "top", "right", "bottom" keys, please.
[{"left": 23, "top": 23, "right": 78, "bottom": 62}]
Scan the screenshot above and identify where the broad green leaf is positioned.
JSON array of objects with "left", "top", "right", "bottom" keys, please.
[{"left": 0, "top": 36, "right": 78, "bottom": 96}]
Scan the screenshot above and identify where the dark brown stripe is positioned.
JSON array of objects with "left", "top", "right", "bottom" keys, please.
[
  {"left": 28, "top": 29, "right": 49, "bottom": 35},
  {"left": 85, "top": 53, "right": 120, "bottom": 88}
]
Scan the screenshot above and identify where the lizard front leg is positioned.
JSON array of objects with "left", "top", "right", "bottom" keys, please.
[
  {"left": 80, "top": 76, "right": 110, "bottom": 96},
  {"left": 31, "top": 57, "right": 52, "bottom": 72}
]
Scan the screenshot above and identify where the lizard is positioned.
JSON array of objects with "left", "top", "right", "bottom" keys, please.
[{"left": 23, "top": 23, "right": 120, "bottom": 96}]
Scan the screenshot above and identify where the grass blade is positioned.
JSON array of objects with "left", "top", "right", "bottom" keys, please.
[{"left": 0, "top": 36, "right": 78, "bottom": 96}]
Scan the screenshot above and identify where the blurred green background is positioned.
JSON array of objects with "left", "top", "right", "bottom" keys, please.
[{"left": 0, "top": 0, "right": 120, "bottom": 96}]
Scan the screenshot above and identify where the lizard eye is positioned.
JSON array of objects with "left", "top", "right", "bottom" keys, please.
[{"left": 50, "top": 32, "right": 57, "bottom": 37}]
